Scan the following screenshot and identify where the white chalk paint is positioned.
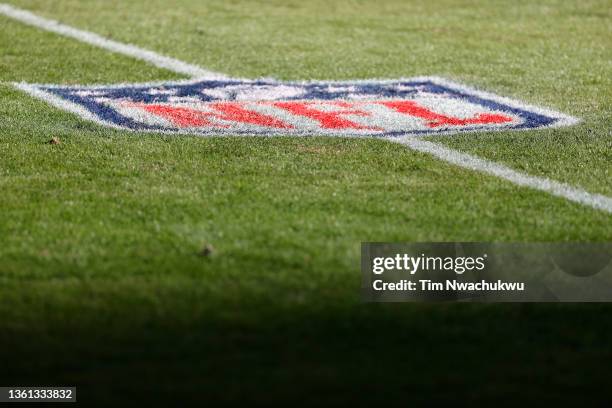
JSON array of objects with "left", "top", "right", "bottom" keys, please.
[{"left": 0, "top": 3, "right": 226, "bottom": 79}]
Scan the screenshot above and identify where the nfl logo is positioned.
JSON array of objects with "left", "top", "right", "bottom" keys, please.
[{"left": 18, "top": 77, "right": 576, "bottom": 137}]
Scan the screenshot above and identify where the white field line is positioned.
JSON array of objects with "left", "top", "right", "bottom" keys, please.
[
  {"left": 0, "top": 3, "right": 227, "bottom": 79},
  {"left": 397, "top": 137, "right": 612, "bottom": 213},
  {"left": 2, "top": 3, "right": 611, "bottom": 214}
]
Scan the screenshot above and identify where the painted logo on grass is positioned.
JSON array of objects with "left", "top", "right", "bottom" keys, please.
[{"left": 16, "top": 77, "right": 577, "bottom": 137}]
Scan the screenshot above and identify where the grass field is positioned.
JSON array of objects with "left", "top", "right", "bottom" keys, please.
[{"left": 1, "top": 0, "right": 611, "bottom": 404}]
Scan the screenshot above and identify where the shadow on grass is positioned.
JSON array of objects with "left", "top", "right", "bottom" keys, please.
[{"left": 1, "top": 298, "right": 611, "bottom": 405}]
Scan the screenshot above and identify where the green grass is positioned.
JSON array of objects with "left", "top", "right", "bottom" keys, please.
[
  {"left": 6, "top": 0, "right": 612, "bottom": 193},
  {"left": 0, "top": 0, "right": 611, "bottom": 405}
]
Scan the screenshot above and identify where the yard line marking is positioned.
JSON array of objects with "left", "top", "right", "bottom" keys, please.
[
  {"left": 397, "top": 137, "right": 612, "bottom": 213},
  {"left": 0, "top": 3, "right": 227, "bottom": 79},
  {"left": 3, "top": 3, "right": 610, "bottom": 213}
]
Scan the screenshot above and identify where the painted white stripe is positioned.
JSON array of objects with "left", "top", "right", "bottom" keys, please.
[
  {"left": 0, "top": 3, "right": 227, "bottom": 79},
  {"left": 396, "top": 137, "right": 612, "bottom": 213},
  {"left": 2, "top": 3, "right": 610, "bottom": 213}
]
